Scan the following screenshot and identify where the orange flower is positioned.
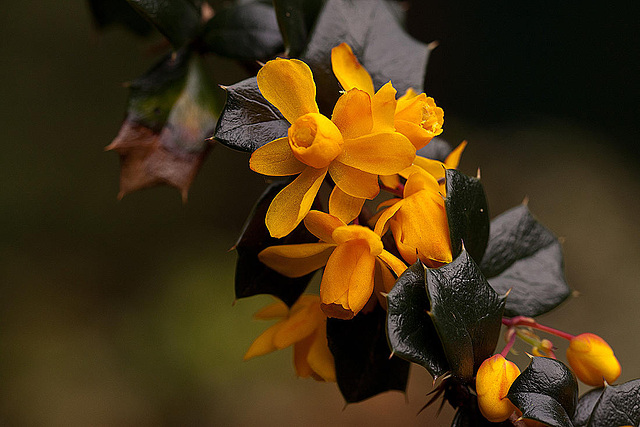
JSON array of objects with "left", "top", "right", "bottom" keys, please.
[
  {"left": 244, "top": 295, "right": 335, "bottom": 382},
  {"left": 331, "top": 42, "right": 444, "bottom": 150},
  {"left": 374, "top": 169, "right": 452, "bottom": 267},
  {"left": 258, "top": 211, "right": 406, "bottom": 319},
  {"left": 476, "top": 354, "right": 521, "bottom": 423},
  {"left": 249, "top": 58, "right": 415, "bottom": 237},
  {"left": 566, "top": 333, "right": 621, "bottom": 386}
]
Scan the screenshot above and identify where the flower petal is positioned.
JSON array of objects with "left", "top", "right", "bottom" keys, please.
[
  {"left": 329, "top": 185, "right": 366, "bottom": 224},
  {"left": 244, "top": 321, "right": 283, "bottom": 360},
  {"left": 331, "top": 89, "right": 373, "bottom": 140},
  {"left": 253, "top": 300, "right": 289, "bottom": 319},
  {"left": 394, "top": 119, "right": 432, "bottom": 150},
  {"left": 293, "top": 334, "right": 315, "bottom": 378},
  {"left": 258, "top": 243, "right": 335, "bottom": 277},
  {"left": 307, "top": 325, "right": 336, "bottom": 382},
  {"left": 304, "top": 210, "right": 344, "bottom": 243},
  {"left": 257, "top": 58, "right": 319, "bottom": 124},
  {"left": 403, "top": 170, "right": 441, "bottom": 198},
  {"left": 330, "top": 43, "right": 374, "bottom": 95},
  {"left": 411, "top": 156, "right": 447, "bottom": 181},
  {"left": 320, "top": 240, "right": 376, "bottom": 319},
  {"left": 444, "top": 140, "right": 467, "bottom": 169},
  {"left": 332, "top": 225, "right": 383, "bottom": 256},
  {"left": 373, "top": 199, "right": 403, "bottom": 236},
  {"left": 273, "top": 303, "right": 320, "bottom": 349},
  {"left": 337, "top": 132, "right": 415, "bottom": 175},
  {"left": 249, "top": 137, "right": 306, "bottom": 176},
  {"left": 377, "top": 250, "right": 407, "bottom": 277},
  {"left": 371, "top": 82, "right": 397, "bottom": 133},
  {"left": 328, "top": 161, "right": 379, "bottom": 199},
  {"left": 265, "top": 167, "right": 327, "bottom": 238}
]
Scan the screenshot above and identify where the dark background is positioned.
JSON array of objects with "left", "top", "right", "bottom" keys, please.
[{"left": 1, "top": 1, "right": 638, "bottom": 425}]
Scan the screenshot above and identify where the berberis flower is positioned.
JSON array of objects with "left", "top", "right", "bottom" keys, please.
[
  {"left": 374, "top": 168, "right": 452, "bottom": 267},
  {"left": 566, "top": 332, "right": 621, "bottom": 386},
  {"left": 244, "top": 295, "right": 335, "bottom": 382},
  {"left": 331, "top": 43, "right": 444, "bottom": 150},
  {"left": 249, "top": 57, "right": 415, "bottom": 238},
  {"left": 476, "top": 354, "right": 521, "bottom": 423},
  {"left": 258, "top": 210, "right": 406, "bottom": 319}
]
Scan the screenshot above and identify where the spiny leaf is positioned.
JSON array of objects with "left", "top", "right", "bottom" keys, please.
[
  {"left": 480, "top": 205, "right": 570, "bottom": 317},
  {"left": 234, "top": 181, "right": 320, "bottom": 306},
  {"left": 327, "top": 304, "right": 410, "bottom": 403},
  {"left": 507, "top": 357, "right": 578, "bottom": 427},
  {"left": 584, "top": 379, "right": 640, "bottom": 427},
  {"left": 573, "top": 388, "right": 603, "bottom": 427},
  {"left": 386, "top": 261, "right": 449, "bottom": 379},
  {"left": 444, "top": 169, "right": 490, "bottom": 263},
  {"left": 301, "top": 0, "right": 432, "bottom": 113},
  {"left": 126, "top": 0, "right": 201, "bottom": 48},
  {"left": 426, "top": 250, "right": 505, "bottom": 380},
  {"left": 213, "top": 77, "right": 289, "bottom": 152},
  {"left": 201, "top": 2, "right": 283, "bottom": 61},
  {"left": 105, "top": 50, "right": 220, "bottom": 200},
  {"left": 273, "top": 0, "right": 325, "bottom": 57}
]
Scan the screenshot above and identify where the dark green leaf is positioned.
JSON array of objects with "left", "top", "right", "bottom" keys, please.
[
  {"left": 213, "top": 77, "right": 289, "bottom": 152},
  {"left": 573, "top": 388, "right": 604, "bottom": 427},
  {"left": 87, "top": 0, "right": 153, "bottom": 35},
  {"left": 507, "top": 357, "right": 578, "bottom": 427},
  {"left": 201, "top": 2, "right": 283, "bottom": 60},
  {"left": 480, "top": 205, "right": 570, "bottom": 317},
  {"left": 301, "top": 0, "right": 432, "bottom": 113},
  {"left": 327, "top": 305, "right": 410, "bottom": 403},
  {"left": 426, "top": 250, "right": 505, "bottom": 380},
  {"left": 273, "top": 0, "right": 325, "bottom": 57},
  {"left": 234, "top": 182, "right": 320, "bottom": 306},
  {"left": 445, "top": 169, "right": 490, "bottom": 263},
  {"left": 386, "top": 261, "right": 449, "bottom": 379},
  {"left": 417, "top": 137, "right": 453, "bottom": 162},
  {"left": 126, "top": 0, "right": 201, "bottom": 48},
  {"left": 105, "top": 50, "right": 220, "bottom": 200},
  {"left": 586, "top": 379, "right": 640, "bottom": 427}
]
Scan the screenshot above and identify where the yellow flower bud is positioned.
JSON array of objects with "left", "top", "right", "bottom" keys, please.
[
  {"left": 566, "top": 333, "right": 621, "bottom": 386},
  {"left": 288, "top": 113, "right": 343, "bottom": 168},
  {"left": 476, "top": 354, "right": 521, "bottom": 423}
]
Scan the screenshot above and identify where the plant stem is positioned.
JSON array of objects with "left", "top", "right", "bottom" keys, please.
[{"left": 502, "top": 316, "right": 575, "bottom": 340}]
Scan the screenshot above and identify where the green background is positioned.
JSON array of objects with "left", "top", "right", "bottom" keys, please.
[{"left": 1, "top": 1, "right": 638, "bottom": 425}]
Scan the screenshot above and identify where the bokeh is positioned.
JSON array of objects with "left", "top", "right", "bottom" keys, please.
[{"left": 1, "top": 1, "right": 638, "bottom": 426}]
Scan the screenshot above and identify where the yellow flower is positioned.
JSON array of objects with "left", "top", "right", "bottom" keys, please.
[
  {"left": 249, "top": 58, "right": 415, "bottom": 238},
  {"left": 476, "top": 354, "right": 521, "bottom": 423},
  {"left": 258, "top": 210, "right": 406, "bottom": 319},
  {"left": 566, "top": 333, "right": 621, "bottom": 386},
  {"left": 374, "top": 169, "right": 452, "bottom": 267},
  {"left": 331, "top": 42, "right": 444, "bottom": 150},
  {"left": 244, "top": 295, "right": 336, "bottom": 382}
]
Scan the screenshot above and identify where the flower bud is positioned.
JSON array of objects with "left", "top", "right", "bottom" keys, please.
[
  {"left": 566, "top": 333, "right": 621, "bottom": 386},
  {"left": 288, "top": 113, "right": 343, "bottom": 168},
  {"left": 476, "top": 354, "right": 521, "bottom": 422}
]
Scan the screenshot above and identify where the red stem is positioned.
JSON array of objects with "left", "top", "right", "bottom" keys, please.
[
  {"left": 502, "top": 316, "right": 575, "bottom": 341},
  {"left": 500, "top": 328, "right": 517, "bottom": 357}
]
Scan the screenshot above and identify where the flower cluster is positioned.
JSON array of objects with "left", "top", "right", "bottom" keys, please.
[{"left": 244, "top": 43, "right": 456, "bottom": 374}]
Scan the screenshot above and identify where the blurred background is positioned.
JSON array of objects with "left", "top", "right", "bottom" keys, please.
[{"left": 1, "top": 1, "right": 638, "bottom": 425}]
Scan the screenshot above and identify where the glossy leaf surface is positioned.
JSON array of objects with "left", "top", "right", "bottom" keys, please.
[
  {"left": 302, "top": 0, "right": 431, "bottom": 113},
  {"left": 508, "top": 357, "right": 578, "bottom": 427},
  {"left": 444, "top": 169, "right": 490, "bottom": 263},
  {"left": 213, "top": 77, "right": 289, "bottom": 153},
  {"left": 126, "top": 0, "right": 201, "bottom": 47},
  {"left": 105, "top": 51, "right": 219, "bottom": 200},
  {"left": 202, "top": 2, "right": 283, "bottom": 61},
  {"left": 480, "top": 205, "right": 570, "bottom": 317},
  {"left": 386, "top": 261, "right": 449, "bottom": 379},
  {"left": 273, "top": 0, "right": 325, "bottom": 57},
  {"left": 426, "top": 250, "right": 505, "bottom": 380},
  {"left": 573, "top": 388, "right": 603, "bottom": 427},
  {"left": 327, "top": 305, "right": 410, "bottom": 403},
  {"left": 234, "top": 182, "right": 320, "bottom": 306},
  {"left": 585, "top": 379, "right": 640, "bottom": 427}
]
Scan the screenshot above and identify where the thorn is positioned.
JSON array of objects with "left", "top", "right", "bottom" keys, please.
[
  {"left": 380, "top": 292, "right": 388, "bottom": 298},
  {"left": 228, "top": 244, "right": 237, "bottom": 252},
  {"left": 181, "top": 190, "right": 189, "bottom": 204},
  {"left": 117, "top": 190, "right": 125, "bottom": 201},
  {"left": 572, "top": 290, "right": 581, "bottom": 298},
  {"left": 389, "top": 350, "right": 395, "bottom": 360},
  {"left": 341, "top": 402, "right": 348, "bottom": 411},
  {"left": 427, "top": 40, "right": 439, "bottom": 50},
  {"left": 558, "top": 236, "right": 566, "bottom": 244},
  {"left": 219, "top": 84, "right": 228, "bottom": 90},
  {"left": 170, "top": 51, "right": 177, "bottom": 61},
  {"left": 525, "top": 352, "right": 533, "bottom": 359},
  {"left": 603, "top": 379, "right": 609, "bottom": 387},
  {"left": 256, "top": 60, "right": 265, "bottom": 67},
  {"left": 504, "top": 288, "right": 512, "bottom": 299},
  {"left": 476, "top": 167, "right": 481, "bottom": 180},
  {"left": 231, "top": 299, "right": 237, "bottom": 307},
  {"left": 522, "top": 195, "right": 529, "bottom": 206}
]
